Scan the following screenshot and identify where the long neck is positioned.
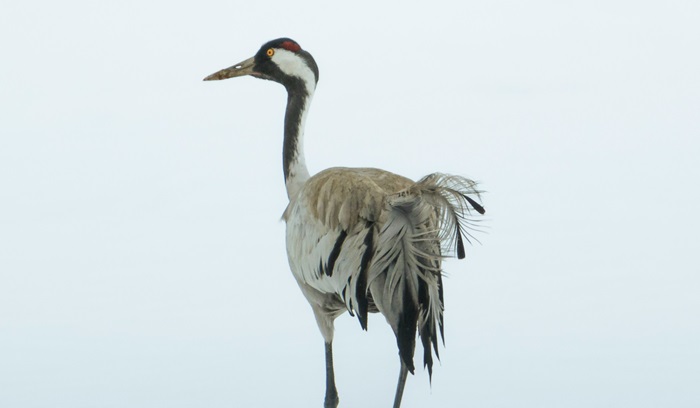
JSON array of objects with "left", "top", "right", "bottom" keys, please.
[{"left": 283, "top": 85, "right": 313, "bottom": 200}]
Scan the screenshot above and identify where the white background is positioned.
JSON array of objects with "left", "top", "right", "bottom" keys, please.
[{"left": 2, "top": 1, "right": 698, "bottom": 407}]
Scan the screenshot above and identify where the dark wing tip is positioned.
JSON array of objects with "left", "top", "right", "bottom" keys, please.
[
  {"left": 464, "top": 195, "right": 486, "bottom": 215},
  {"left": 456, "top": 233, "right": 466, "bottom": 259}
]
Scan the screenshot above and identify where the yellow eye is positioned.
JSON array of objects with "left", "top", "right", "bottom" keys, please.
[{"left": 266, "top": 48, "right": 274, "bottom": 57}]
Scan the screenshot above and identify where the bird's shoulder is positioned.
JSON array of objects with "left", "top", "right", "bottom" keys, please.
[{"left": 284, "top": 167, "right": 414, "bottom": 230}]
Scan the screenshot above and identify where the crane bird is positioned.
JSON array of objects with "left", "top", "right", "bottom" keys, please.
[{"left": 204, "top": 38, "right": 485, "bottom": 408}]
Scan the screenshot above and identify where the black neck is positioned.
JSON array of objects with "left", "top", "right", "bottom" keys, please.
[
  {"left": 283, "top": 90, "right": 308, "bottom": 181},
  {"left": 281, "top": 77, "right": 313, "bottom": 198}
]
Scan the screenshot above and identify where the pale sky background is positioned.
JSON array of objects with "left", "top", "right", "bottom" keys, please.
[{"left": 1, "top": 1, "right": 699, "bottom": 407}]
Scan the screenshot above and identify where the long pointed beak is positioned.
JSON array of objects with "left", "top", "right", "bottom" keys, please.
[{"left": 203, "top": 56, "right": 255, "bottom": 81}]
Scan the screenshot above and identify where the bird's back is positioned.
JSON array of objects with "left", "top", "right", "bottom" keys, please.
[
  {"left": 284, "top": 166, "right": 481, "bottom": 374},
  {"left": 283, "top": 167, "right": 414, "bottom": 304}
]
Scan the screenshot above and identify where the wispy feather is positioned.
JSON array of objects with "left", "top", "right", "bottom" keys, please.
[{"left": 412, "top": 173, "right": 485, "bottom": 259}]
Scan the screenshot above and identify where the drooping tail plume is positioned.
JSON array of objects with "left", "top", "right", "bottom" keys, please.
[{"left": 368, "top": 172, "right": 484, "bottom": 378}]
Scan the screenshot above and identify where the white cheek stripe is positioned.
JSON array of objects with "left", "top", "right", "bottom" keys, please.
[{"left": 272, "top": 49, "right": 316, "bottom": 94}]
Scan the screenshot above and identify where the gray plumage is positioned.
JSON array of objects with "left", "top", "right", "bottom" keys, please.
[{"left": 204, "top": 38, "right": 485, "bottom": 408}]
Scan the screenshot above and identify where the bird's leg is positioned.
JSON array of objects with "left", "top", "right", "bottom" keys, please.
[
  {"left": 392, "top": 361, "right": 409, "bottom": 408},
  {"left": 324, "top": 341, "right": 339, "bottom": 408}
]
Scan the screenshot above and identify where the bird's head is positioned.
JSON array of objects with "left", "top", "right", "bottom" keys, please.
[{"left": 204, "top": 38, "right": 319, "bottom": 94}]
